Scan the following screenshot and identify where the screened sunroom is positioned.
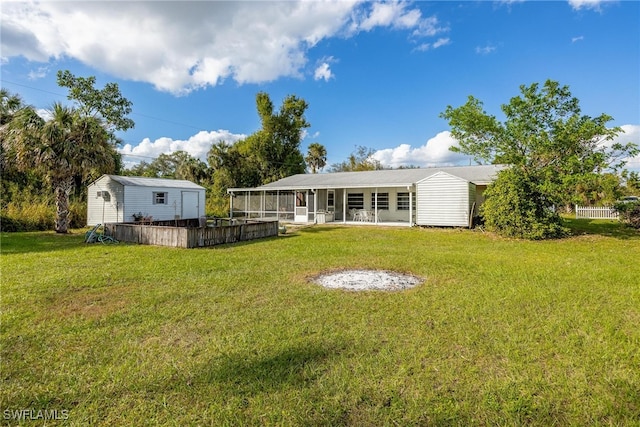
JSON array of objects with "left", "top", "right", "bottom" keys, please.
[{"left": 227, "top": 165, "right": 506, "bottom": 227}]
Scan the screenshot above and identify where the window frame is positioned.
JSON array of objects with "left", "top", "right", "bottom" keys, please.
[
  {"left": 153, "top": 191, "right": 168, "bottom": 205},
  {"left": 347, "top": 193, "right": 364, "bottom": 210},
  {"left": 397, "top": 192, "right": 414, "bottom": 211},
  {"left": 96, "top": 191, "right": 111, "bottom": 202},
  {"left": 371, "top": 192, "right": 389, "bottom": 210}
]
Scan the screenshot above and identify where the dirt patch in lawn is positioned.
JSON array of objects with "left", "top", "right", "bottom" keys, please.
[{"left": 312, "top": 269, "right": 423, "bottom": 291}]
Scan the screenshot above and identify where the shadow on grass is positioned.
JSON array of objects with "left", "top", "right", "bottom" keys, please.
[
  {"left": 1, "top": 230, "right": 88, "bottom": 255},
  {"left": 201, "top": 341, "right": 347, "bottom": 395},
  {"left": 296, "top": 225, "right": 346, "bottom": 234},
  {"left": 564, "top": 218, "right": 639, "bottom": 240}
]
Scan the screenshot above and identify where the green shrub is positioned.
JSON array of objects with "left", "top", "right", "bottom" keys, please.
[
  {"left": 69, "top": 200, "right": 87, "bottom": 229},
  {"left": 0, "top": 201, "right": 55, "bottom": 232},
  {"left": 481, "top": 168, "right": 568, "bottom": 239},
  {"left": 613, "top": 200, "right": 640, "bottom": 228},
  {"left": 0, "top": 215, "right": 25, "bottom": 232},
  {"left": 205, "top": 191, "right": 230, "bottom": 218}
]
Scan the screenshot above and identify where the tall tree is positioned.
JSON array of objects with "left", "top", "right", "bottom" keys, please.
[
  {"left": 0, "top": 88, "right": 25, "bottom": 126},
  {"left": 1, "top": 89, "right": 27, "bottom": 174},
  {"left": 208, "top": 92, "right": 310, "bottom": 188},
  {"left": 621, "top": 170, "right": 640, "bottom": 196},
  {"left": 249, "top": 92, "right": 309, "bottom": 183},
  {"left": 123, "top": 151, "right": 208, "bottom": 183},
  {"left": 4, "top": 103, "right": 118, "bottom": 232},
  {"left": 329, "top": 145, "right": 382, "bottom": 172},
  {"left": 2, "top": 71, "right": 134, "bottom": 233},
  {"left": 441, "top": 79, "right": 638, "bottom": 238},
  {"left": 203, "top": 93, "right": 309, "bottom": 215},
  {"left": 305, "top": 142, "right": 327, "bottom": 173},
  {"left": 57, "top": 70, "right": 134, "bottom": 142}
]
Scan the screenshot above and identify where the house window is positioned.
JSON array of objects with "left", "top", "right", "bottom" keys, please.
[
  {"left": 371, "top": 193, "right": 389, "bottom": 210},
  {"left": 347, "top": 193, "right": 364, "bottom": 210},
  {"left": 397, "top": 192, "right": 414, "bottom": 210},
  {"left": 153, "top": 192, "right": 168, "bottom": 205},
  {"left": 327, "top": 190, "right": 335, "bottom": 211}
]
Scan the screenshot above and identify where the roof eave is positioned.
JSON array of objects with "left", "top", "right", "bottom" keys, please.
[{"left": 231, "top": 182, "right": 417, "bottom": 192}]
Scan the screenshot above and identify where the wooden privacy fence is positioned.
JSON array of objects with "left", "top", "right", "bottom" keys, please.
[
  {"left": 575, "top": 205, "right": 619, "bottom": 220},
  {"left": 104, "top": 219, "right": 279, "bottom": 248}
]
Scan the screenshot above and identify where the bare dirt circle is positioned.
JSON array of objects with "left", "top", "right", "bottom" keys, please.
[{"left": 312, "top": 270, "right": 423, "bottom": 291}]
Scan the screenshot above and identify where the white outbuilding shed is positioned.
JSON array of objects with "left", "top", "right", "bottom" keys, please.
[
  {"left": 416, "top": 171, "right": 477, "bottom": 227},
  {"left": 87, "top": 175, "right": 205, "bottom": 226}
]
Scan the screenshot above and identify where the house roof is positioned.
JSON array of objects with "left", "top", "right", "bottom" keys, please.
[
  {"left": 99, "top": 175, "right": 205, "bottom": 190},
  {"left": 229, "top": 164, "right": 507, "bottom": 192}
]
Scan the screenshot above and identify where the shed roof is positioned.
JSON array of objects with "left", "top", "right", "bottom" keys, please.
[
  {"left": 98, "top": 175, "right": 205, "bottom": 190},
  {"left": 229, "top": 164, "right": 507, "bottom": 192}
]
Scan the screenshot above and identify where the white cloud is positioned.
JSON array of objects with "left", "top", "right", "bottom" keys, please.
[
  {"left": 475, "top": 44, "right": 497, "bottom": 55},
  {"left": 572, "top": 36, "right": 585, "bottom": 43},
  {"left": 1, "top": 1, "right": 447, "bottom": 95},
  {"left": 118, "top": 129, "right": 246, "bottom": 166},
  {"left": 314, "top": 57, "right": 336, "bottom": 81},
  {"left": 414, "top": 37, "right": 451, "bottom": 52},
  {"left": 314, "top": 63, "right": 333, "bottom": 81},
  {"left": 432, "top": 38, "right": 451, "bottom": 49},
  {"left": 613, "top": 124, "right": 640, "bottom": 171},
  {"left": 357, "top": 1, "right": 423, "bottom": 32},
  {"left": 372, "top": 131, "right": 471, "bottom": 168},
  {"left": 36, "top": 108, "right": 52, "bottom": 121},
  {"left": 28, "top": 66, "right": 49, "bottom": 80},
  {"left": 372, "top": 125, "right": 640, "bottom": 171},
  {"left": 568, "top": 0, "right": 610, "bottom": 11}
]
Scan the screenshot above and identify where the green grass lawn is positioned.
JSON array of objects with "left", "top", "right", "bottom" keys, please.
[{"left": 1, "top": 220, "right": 639, "bottom": 426}]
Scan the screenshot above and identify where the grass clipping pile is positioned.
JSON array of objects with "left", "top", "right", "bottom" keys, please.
[{"left": 313, "top": 270, "right": 422, "bottom": 291}]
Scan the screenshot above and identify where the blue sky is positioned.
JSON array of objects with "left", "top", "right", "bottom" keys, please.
[{"left": 2, "top": 0, "right": 639, "bottom": 171}]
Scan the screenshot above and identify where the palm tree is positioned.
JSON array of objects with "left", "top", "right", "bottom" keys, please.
[
  {"left": 1, "top": 89, "right": 27, "bottom": 173},
  {"left": 305, "top": 142, "right": 327, "bottom": 174},
  {"left": 175, "top": 152, "right": 209, "bottom": 184},
  {"left": 4, "top": 102, "right": 118, "bottom": 233},
  {"left": 0, "top": 89, "right": 25, "bottom": 126}
]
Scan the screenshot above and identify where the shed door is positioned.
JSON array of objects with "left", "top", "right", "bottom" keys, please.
[{"left": 181, "top": 191, "right": 199, "bottom": 219}]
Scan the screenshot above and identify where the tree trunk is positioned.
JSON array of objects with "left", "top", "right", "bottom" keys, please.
[{"left": 54, "top": 177, "right": 74, "bottom": 233}]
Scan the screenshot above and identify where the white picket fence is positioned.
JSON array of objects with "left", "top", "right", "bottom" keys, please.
[{"left": 575, "top": 205, "right": 619, "bottom": 220}]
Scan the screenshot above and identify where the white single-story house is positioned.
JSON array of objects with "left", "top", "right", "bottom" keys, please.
[
  {"left": 87, "top": 175, "right": 206, "bottom": 226},
  {"left": 227, "top": 164, "right": 507, "bottom": 227}
]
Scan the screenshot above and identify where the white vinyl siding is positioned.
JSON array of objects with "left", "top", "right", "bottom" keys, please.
[
  {"left": 87, "top": 175, "right": 205, "bottom": 226},
  {"left": 416, "top": 172, "right": 475, "bottom": 227},
  {"left": 87, "top": 180, "right": 124, "bottom": 225}
]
